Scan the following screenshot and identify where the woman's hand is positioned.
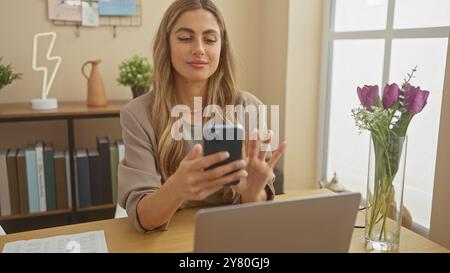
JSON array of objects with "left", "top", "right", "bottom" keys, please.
[
  {"left": 232, "top": 129, "right": 287, "bottom": 202},
  {"left": 166, "top": 144, "right": 248, "bottom": 202}
]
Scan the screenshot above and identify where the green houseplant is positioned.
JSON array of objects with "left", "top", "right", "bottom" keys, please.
[
  {"left": 117, "top": 55, "right": 153, "bottom": 98},
  {"left": 0, "top": 57, "right": 22, "bottom": 91}
]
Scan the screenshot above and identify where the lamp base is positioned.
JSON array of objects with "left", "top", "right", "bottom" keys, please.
[{"left": 31, "top": 98, "right": 58, "bottom": 110}]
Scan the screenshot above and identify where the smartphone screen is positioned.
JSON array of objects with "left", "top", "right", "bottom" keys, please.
[{"left": 203, "top": 124, "right": 243, "bottom": 186}]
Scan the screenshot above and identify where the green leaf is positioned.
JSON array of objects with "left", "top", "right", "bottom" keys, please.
[{"left": 0, "top": 57, "right": 22, "bottom": 91}]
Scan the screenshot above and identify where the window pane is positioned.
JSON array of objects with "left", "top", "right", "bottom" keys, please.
[
  {"left": 394, "top": 0, "right": 450, "bottom": 29},
  {"left": 389, "top": 38, "right": 449, "bottom": 228},
  {"left": 326, "top": 40, "right": 385, "bottom": 197},
  {"left": 334, "top": 0, "right": 388, "bottom": 32}
]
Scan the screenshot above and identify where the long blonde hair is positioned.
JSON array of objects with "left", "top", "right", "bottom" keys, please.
[{"left": 152, "top": 0, "right": 238, "bottom": 181}]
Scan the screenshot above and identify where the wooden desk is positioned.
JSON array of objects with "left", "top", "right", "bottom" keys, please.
[{"left": 0, "top": 189, "right": 447, "bottom": 253}]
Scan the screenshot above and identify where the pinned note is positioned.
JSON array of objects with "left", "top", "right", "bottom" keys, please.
[
  {"left": 99, "top": 0, "right": 136, "bottom": 16},
  {"left": 48, "top": 0, "right": 82, "bottom": 22},
  {"left": 82, "top": 1, "right": 100, "bottom": 27}
]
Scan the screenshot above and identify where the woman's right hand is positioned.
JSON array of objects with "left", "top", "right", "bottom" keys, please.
[{"left": 166, "top": 144, "right": 248, "bottom": 202}]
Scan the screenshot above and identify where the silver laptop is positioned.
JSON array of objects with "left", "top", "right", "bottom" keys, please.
[{"left": 194, "top": 192, "right": 360, "bottom": 253}]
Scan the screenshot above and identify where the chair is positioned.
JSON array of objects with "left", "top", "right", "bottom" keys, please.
[
  {"left": 0, "top": 225, "right": 6, "bottom": 236},
  {"left": 273, "top": 167, "right": 284, "bottom": 195},
  {"left": 114, "top": 205, "right": 128, "bottom": 219}
]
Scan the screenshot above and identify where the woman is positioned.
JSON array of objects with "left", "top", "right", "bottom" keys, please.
[{"left": 118, "top": 0, "right": 287, "bottom": 233}]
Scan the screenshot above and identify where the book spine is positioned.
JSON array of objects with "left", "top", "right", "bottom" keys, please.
[
  {"left": 73, "top": 154, "right": 79, "bottom": 209},
  {"left": 65, "top": 151, "right": 72, "bottom": 209},
  {"left": 44, "top": 146, "right": 56, "bottom": 211},
  {"left": 17, "top": 150, "right": 29, "bottom": 214},
  {"left": 76, "top": 151, "right": 91, "bottom": 208},
  {"left": 110, "top": 144, "right": 119, "bottom": 205},
  {"left": 54, "top": 152, "right": 68, "bottom": 210},
  {"left": 88, "top": 150, "right": 102, "bottom": 206},
  {"left": 25, "top": 148, "right": 39, "bottom": 213},
  {"left": 6, "top": 149, "right": 20, "bottom": 215},
  {"left": 117, "top": 140, "right": 125, "bottom": 161},
  {"left": 35, "top": 143, "right": 47, "bottom": 212},
  {"left": 0, "top": 150, "right": 11, "bottom": 216},
  {"left": 98, "top": 138, "right": 112, "bottom": 204}
]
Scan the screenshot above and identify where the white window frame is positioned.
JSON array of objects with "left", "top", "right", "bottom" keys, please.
[{"left": 318, "top": 0, "right": 450, "bottom": 235}]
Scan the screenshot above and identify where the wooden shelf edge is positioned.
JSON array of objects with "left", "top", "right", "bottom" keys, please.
[
  {"left": 0, "top": 208, "right": 72, "bottom": 221},
  {"left": 0, "top": 100, "right": 128, "bottom": 121},
  {"left": 75, "top": 204, "right": 116, "bottom": 213}
]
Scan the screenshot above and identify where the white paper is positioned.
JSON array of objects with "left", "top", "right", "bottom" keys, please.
[
  {"left": 82, "top": 2, "right": 100, "bottom": 27},
  {"left": 2, "top": 230, "right": 108, "bottom": 253}
]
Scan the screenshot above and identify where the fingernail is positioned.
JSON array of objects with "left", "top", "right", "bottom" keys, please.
[
  {"left": 241, "top": 160, "right": 246, "bottom": 166},
  {"left": 243, "top": 170, "right": 248, "bottom": 177},
  {"left": 224, "top": 152, "right": 230, "bottom": 158}
]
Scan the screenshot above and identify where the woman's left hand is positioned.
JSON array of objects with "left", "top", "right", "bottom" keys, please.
[{"left": 232, "top": 129, "right": 287, "bottom": 202}]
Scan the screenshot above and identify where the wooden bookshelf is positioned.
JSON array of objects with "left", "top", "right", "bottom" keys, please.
[{"left": 0, "top": 100, "right": 128, "bottom": 233}]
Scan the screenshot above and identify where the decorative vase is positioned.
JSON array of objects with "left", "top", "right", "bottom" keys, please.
[
  {"left": 82, "top": 59, "right": 107, "bottom": 107},
  {"left": 131, "top": 86, "right": 149, "bottom": 98},
  {"left": 365, "top": 134, "right": 407, "bottom": 251}
]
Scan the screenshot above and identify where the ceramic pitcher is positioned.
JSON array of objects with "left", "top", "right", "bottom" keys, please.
[{"left": 82, "top": 59, "right": 107, "bottom": 107}]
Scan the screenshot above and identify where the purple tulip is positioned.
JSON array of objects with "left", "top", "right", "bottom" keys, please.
[
  {"left": 404, "top": 85, "right": 430, "bottom": 115},
  {"left": 357, "top": 85, "right": 379, "bottom": 109},
  {"left": 382, "top": 83, "right": 400, "bottom": 109}
]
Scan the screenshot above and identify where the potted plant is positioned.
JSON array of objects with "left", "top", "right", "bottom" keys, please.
[
  {"left": 117, "top": 54, "right": 153, "bottom": 98},
  {"left": 0, "top": 57, "right": 22, "bottom": 92}
]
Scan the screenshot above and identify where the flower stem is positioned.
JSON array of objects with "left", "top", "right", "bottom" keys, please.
[{"left": 379, "top": 185, "right": 392, "bottom": 241}]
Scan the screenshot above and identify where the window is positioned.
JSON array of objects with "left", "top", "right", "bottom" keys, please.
[{"left": 322, "top": 0, "right": 449, "bottom": 232}]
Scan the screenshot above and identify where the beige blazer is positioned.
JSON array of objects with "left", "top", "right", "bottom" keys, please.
[{"left": 118, "top": 90, "right": 276, "bottom": 233}]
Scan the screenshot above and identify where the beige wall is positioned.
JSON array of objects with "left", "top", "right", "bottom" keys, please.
[
  {"left": 0, "top": 0, "right": 324, "bottom": 190},
  {"left": 430, "top": 32, "right": 450, "bottom": 249},
  {"left": 0, "top": 0, "right": 260, "bottom": 103},
  {"left": 284, "top": 0, "right": 323, "bottom": 190},
  {"left": 256, "top": 0, "right": 289, "bottom": 171}
]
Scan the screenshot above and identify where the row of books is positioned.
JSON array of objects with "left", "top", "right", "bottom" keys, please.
[{"left": 0, "top": 137, "right": 125, "bottom": 217}]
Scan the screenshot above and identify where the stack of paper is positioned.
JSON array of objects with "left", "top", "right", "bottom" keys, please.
[{"left": 2, "top": 230, "right": 108, "bottom": 253}]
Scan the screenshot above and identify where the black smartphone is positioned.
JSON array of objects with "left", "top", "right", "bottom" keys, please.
[{"left": 203, "top": 124, "right": 244, "bottom": 186}]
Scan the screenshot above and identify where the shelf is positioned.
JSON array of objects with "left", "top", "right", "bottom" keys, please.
[
  {"left": 0, "top": 101, "right": 124, "bottom": 233},
  {"left": 0, "top": 208, "right": 72, "bottom": 221},
  {"left": 76, "top": 204, "right": 116, "bottom": 213},
  {"left": 0, "top": 205, "right": 116, "bottom": 221},
  {"left": 0, "top": 100, "right": 128, "bottom": 121}
]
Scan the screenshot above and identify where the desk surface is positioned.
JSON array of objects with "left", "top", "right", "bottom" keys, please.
[{"left": 0, "top": 189, "right": 447, "bottom": 253}]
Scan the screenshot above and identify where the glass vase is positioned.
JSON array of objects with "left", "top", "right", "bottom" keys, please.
[{"left": 365, "top": 134, "right": 407, "bottom": 251}]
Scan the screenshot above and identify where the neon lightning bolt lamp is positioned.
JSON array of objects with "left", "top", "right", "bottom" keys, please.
[{"left": 31, "top": 32, "right": 62, "bottom": 110}]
